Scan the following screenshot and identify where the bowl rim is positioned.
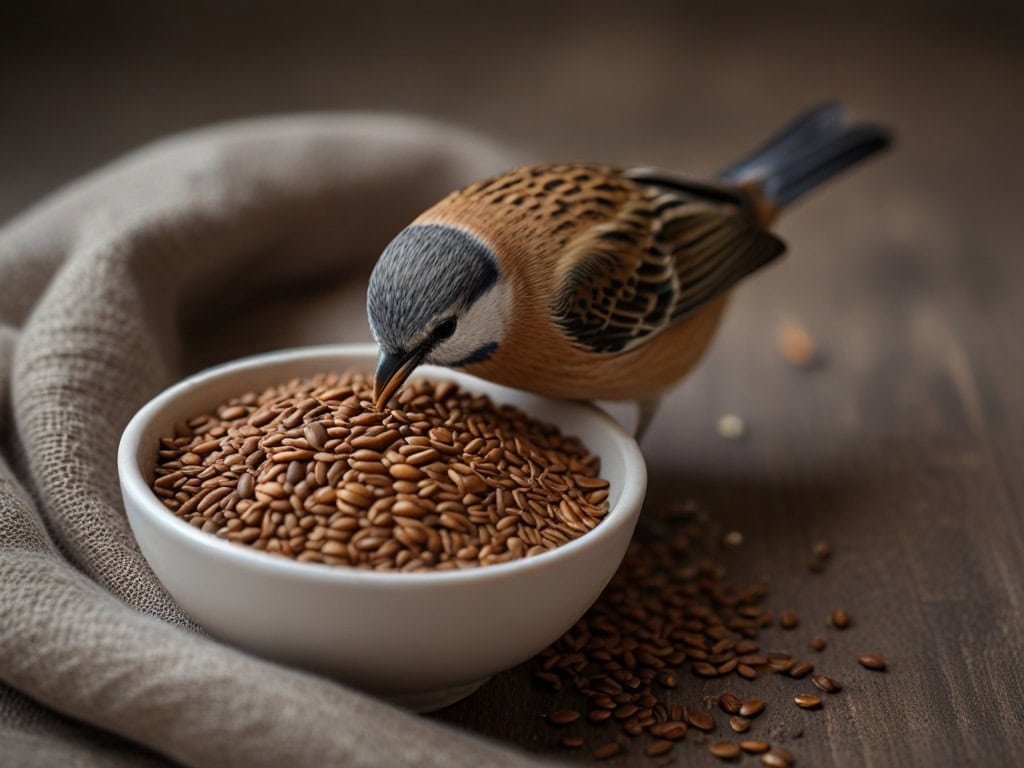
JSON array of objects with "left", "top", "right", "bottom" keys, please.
[{"left": 118, "top": 343, "right": 647, "bottom": 590}]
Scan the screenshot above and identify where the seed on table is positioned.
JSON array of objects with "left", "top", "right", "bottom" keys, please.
[
  {"left": 738, "top": 664, "right": 757, "bottom": 679},
  {"left": 780, "top": 610, "right": 799, "bottom": 629},
  {"left": 560, "top": 735, "right": 583, "bottom": 749},
  {"left": 812, "top": 675, "right": 842, "bottom": 693},
  {"left": 741, "top": 741, "right": 771, "bottom": 754},
  {"left": 858, "top": 653, "right": 887, "bottom": 670},
  {"left": 829, "top": 608, "right": 850, "bottom": 629},
  {"left": 761, "top": 747, "right": 794, "bottom": 767},
  {"left": 658, "top": 671, "right": 678, "bottom": 689},
  {"left": 794, "top": 694, "right": 822, "bottom": 709},
  {"left": 622, "top": 720, "right": 644, "bottom": 736},
  {"left": 693, "top": 662, "right": 719, "bottom": 677},
  {"left": 812, "top": 541, "right": 831, "bottom": 560},
  {"left": 646, "top": 740, "right": 674, "bottom": 757},
  {"left": 653, "top": 721, "right": 687, "bottom": 740},
  {"left": 789, "top": 661, "right": 814, "bottom": 679},
  {"left": 589, "top": 709, "right": 612, "bottom": 722},
  {"left": 709, "top": 741, "right": 742, "bottom": 759},
  {"left": 615, "top": 703, "right": 639, "bottom": 719},
  {"left": 548, "top": 709, "right": 580, "bottom": 725},
  {"left": 719, "top": 693, "right": 742, "bottom": 714},
  {"left": 810, "top": 636, "right": 827, "bottom": 652},
  {"left": 729, "top": 716, "right": 751, "bottom": 733},
  {"left": 593, "top": 742, "right": 621, "bottom": 760},
  {"left": 739, "top": 699, "right": 765, "bottom": 718},
  {"left": 686, "top": 708, "right": 716, "bottom": 731}
]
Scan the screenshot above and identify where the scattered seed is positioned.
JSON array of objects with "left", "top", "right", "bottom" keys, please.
[
  {"left": 794, "top": 694, "right": 822, "bottom": 709},
  {"left": 709, "top": 741, "right": 742, "bottom": 759},
  {"left": 593, "top": 742, "right": 621, "bottom": 760},
  {"left": 719, "top": 693, "right": 742, "bottom": 714},
  {"left": 723, "top": 530, "right": 744, "bottom": 547},
  {"left": 789, "top": 662, "right": 814, "bottom": 679},
  {"left": 810, "top": 636, "right": 827, "bottom": 652},
  {"left": 686, "top": 709, "right": 716, "bottom": 731},
  {"left": 778, "top": 321, "right": 817, "bottom": 368},
  {"left": 717, "top": 413, "right": 746, "bottom": 440},
  {"left": 741, "top": 740, "right": 771, "bottom": 754},
  {"left": 761, "top": 747, "right": 794, "bottom": 767},
  {"left": 829, "top": 608, "right": 850, "bottom": 629},
  {"left": 729, "top": 716, "right": 751, "bottom": 733},
  {"left": 739, "top": 699, "right": 765, "bottom": 718},
  {"left": 560, "top": 735, "right": 583, "bottom": 749},
  {"left": 646, "top": 740, "right": 674, "bottom": 757},
  {"left": 858, "top": 654, "right": 887, "bottom": 671},
  {"left": 656, "top": 722, "right": 687, "bottom": 740},
  {"left": 780, "top": 610, "right": 799, "bottom": 629},
  {"left": 548, "top": 709, "right": 580, "bottom": 725},
  {"left": 812, "top": 675, "right": 842, "bottom": 693}
]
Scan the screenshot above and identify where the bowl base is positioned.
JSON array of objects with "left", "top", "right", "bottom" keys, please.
[{"left": 388, "top": 676, "right": 492, "bottom": 713}]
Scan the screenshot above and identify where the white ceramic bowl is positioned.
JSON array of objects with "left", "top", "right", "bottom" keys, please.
[{"left": 118, "top": 343, "right": 646, "bottom": 711}]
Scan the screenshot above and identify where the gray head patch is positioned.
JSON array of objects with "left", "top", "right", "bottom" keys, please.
[{"left": 367, "top": 223, "right": 499, "bottom": 351}]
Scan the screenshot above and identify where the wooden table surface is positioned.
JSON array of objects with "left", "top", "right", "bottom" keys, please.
[{"left": 4, "top": 2, "right": 1022, "bottom": 765}]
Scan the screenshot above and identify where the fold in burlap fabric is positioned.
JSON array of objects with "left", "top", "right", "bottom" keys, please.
[{"left": 0, "top": 114, "right": 555, "bottom": 767}]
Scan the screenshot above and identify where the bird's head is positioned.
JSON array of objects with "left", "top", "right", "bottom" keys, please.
[{"left": 367, "top": 223, "right": 512, "bottom": 409}]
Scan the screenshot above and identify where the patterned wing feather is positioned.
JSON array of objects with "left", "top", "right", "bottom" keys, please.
[{"left": 554, "top": 181, "right": 785, "bottom": 354}]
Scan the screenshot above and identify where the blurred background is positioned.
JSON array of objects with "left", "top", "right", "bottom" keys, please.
[{"left": 3, "top": 0, "right": 1021, "bottom": 218}]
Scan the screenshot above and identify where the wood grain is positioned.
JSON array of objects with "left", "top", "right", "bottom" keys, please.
[{"left": 3, "top": 1, "right": 1022, "bottom": 765}]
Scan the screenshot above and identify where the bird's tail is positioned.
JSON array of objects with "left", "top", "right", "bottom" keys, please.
[{"left": 718, "top": 103, "right": 892, "bottom": 212}]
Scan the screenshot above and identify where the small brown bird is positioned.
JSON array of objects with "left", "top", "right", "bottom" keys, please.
[{"left": 368, "top": 103, "right": 890, "bottom": 434}]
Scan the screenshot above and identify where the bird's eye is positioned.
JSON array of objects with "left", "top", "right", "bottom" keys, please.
[{"left": 432, "top": 318, "right": 457, "bottom": 342}]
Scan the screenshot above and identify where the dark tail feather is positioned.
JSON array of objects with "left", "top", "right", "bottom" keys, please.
[{"left": 718, "top": 103, "right": 892, "bottom": 208}]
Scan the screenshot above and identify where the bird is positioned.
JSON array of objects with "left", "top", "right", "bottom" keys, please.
[{"left": 367, "top": 103, "right": 891, "bottom": 437}]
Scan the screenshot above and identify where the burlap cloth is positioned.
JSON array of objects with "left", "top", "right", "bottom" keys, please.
[{"left": 0, "top": 114, "right": 557, "bottom": 767}]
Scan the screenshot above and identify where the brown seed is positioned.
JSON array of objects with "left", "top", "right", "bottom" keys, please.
[
  {"left": 560, "top": 735, "right": 583, "bottom": 749},
  {"left": 738, "top": 664, "right": 757, "bottom": 680},
  {"left": 830, "top": 608, "right": 850, "bottom": 629},
  {"left": 593, "top": 742, "right": 621, "bottom": 760},
  {"left": 858, "top": 653, "right": 887, "bottom": 670},
  {"left": 739, "top": 699, "right": 765, "bottom": 718},
  {"left": 686, "top": 708, "right": 716, "bottom": 731},
  {"left": 646, "top": 740, "right": 674, "bottom": 757},
  {"left": 761, "top": 747, "right": 794, "bottom": 767},
  {"left": 693, "top": 662, "right": 719, "bottom": 677},
  {"left": 789, "top": 661, "right": 814, "bottom": 679},
  {"left": 589, "top": 709, "right": 612, "bottom": 722},
  {"left": 779, "top": 610, "right": 799, "bottom": 629},
  {"left": 709, "top": 741, "right": 742, "bottom": 759},
  {"left": 154, "top": 372, "right": 609, "bottom": 571},
  {"left": 656, "top": 721, "right": 687, "bottom": 740},
  {"left": 778, "top": 321, "right": 817, "bottom": 367},
  {"left": 658, "top": 672, "right": 678, "bottom": 689},
  {"left": 812, "top": 675, "right": 842, "bottom": 693},
  {"left": 729, "top": 716, "right": 751, "bottom": 733},
  {"left": 548, "top": 709, "right": 580, "bottom": 725},
  {"left": 794, "top": 693, "right": 822, "bottom": 709},
  {"left": 741, "top": 741, "right": 771, "bottom": 754},
  {"left": 810, "top": 636, "right": 827, "bottom": 652},
  {"left": 812, "top": 541, "right": 831, "bottom": 560},
  {"left": 719, "top": 693, "right": 742, "bottom": 715}
]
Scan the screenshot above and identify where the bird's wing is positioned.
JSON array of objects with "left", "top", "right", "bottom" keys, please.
[{"left": 552, "top": 179, "right": 785, "bottom": 354}]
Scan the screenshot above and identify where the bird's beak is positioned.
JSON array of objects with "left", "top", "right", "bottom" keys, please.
[{"left": 374, "top": 347, "right": 424, "bottom": 410}]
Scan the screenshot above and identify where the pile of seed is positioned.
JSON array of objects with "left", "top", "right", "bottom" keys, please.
[
  {"left": 533, "top": 503, "right": 888, "bottom": 764},
  {"left": 151, "top": 372, "right": 609, "bottom": 571}
]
